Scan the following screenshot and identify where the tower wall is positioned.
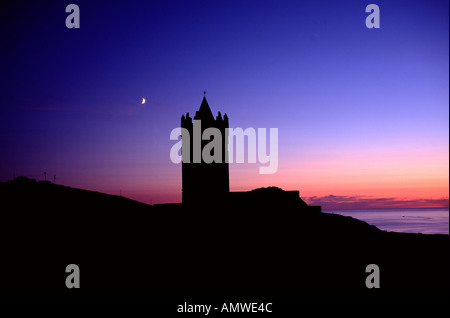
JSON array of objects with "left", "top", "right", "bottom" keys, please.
[{"left": 181, "top": 98, "right": 229, "bottom": 205}]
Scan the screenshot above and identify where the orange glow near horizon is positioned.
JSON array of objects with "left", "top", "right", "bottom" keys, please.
[{"left": 54, "top": 138, "right": 449, "bottom": 209}]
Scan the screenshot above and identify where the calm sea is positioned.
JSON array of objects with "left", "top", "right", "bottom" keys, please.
[{"left": 323, "top": 208, "right": 449, "bottom": 235}]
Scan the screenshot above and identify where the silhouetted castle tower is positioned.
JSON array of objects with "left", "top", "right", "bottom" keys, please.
[{"left": 181, "top": 96, "right": 229, "bottom": 204}]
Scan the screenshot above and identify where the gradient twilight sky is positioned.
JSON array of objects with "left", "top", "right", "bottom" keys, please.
[{"left": 1, "top": 0, "right": 448, "bottom": 208}]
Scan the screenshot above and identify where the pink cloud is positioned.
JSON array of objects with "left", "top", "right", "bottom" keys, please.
[{"left": 304, "top": 195, "right": 449, "bottom": 210}]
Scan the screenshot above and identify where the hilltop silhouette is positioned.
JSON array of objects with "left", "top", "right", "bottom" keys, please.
[
  {"left": 1, "top": 97, "right": 448, "bottom": 298},
  {"left": 0, "top": 177, "right": 448, "bottom": 298}
]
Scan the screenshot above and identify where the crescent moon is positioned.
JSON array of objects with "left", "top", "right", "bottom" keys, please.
[{"left": 142, "top": 98, "right": 146, "bottom": 104}]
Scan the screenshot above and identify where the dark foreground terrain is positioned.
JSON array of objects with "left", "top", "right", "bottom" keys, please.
[{"left": 1, "top": 177, "right": 448, "bottom": 298}]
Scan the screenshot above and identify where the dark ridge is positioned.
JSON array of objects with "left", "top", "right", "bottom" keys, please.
[{"left": 0, "top": 177, "right": 448, "bottom": 298}]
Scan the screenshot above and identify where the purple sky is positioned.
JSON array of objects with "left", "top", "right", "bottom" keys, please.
[{"left": 1, "top": 0, "right": 448, "bottom": 208}]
